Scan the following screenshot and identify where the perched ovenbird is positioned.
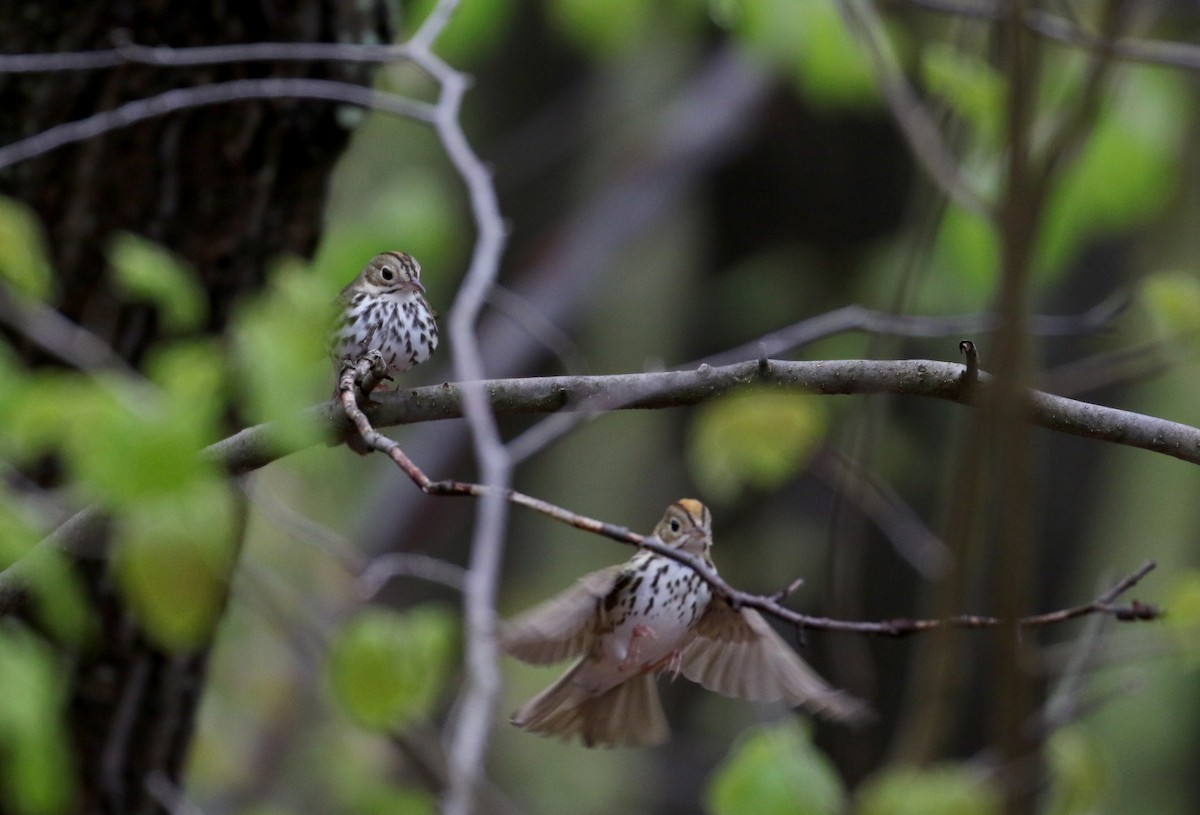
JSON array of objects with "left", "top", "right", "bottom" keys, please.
[
  {"left": 501, "top": 499, "right": 870, "bottom": 748},
  {"left": 331, "top": 251, "right": 438, "bottom": 453},
  {"left": 331, "top": 250, "right": 439, "bottom": 380}
]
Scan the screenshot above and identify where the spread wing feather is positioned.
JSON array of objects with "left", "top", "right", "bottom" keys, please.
[
  {"left": 499, "top": 566, "right": 624, "bottom": 665},
  {"left": 679, "top": 600, "right": 871, "bottom": 724}
]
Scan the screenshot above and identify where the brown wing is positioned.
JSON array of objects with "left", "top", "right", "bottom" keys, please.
[
  {"left": 499, "top": 566, "right": 624, "bottom": 665},
  {"left": 679, "top": 600, "right": 872, "bottom": 724}
]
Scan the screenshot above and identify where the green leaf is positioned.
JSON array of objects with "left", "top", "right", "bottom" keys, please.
[
  {"left": 231, "top": 257, "right": 334, "bottom": 450},
  {"left": 689, "top": 389, "right": 828, "bottom": 503},
  {"left": 0, "top": 627, "right": 73, "bottom": 815},
  {"left": 1044, "top": 726, "right": 1109, "bottom": 815},
  {"left": 329, "top": 606, "right": 457, "bottom": 731},
  {"left": 854, "top": 763, "right": 1001, "bottom": 815},
  {"left": 0, "top": 195, "right": 53, "bottom": 302},
  {"left": 113, "top": 479, "right": 238, "bottom": 650},
  {"left": 107, "top": 231, "right": 206, "bottom": 331},
  {"left": 706, "top": 721, "right": 846, "bottom": 815}
]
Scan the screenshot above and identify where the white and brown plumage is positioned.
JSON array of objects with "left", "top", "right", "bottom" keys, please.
[
  {"left": 501, "top": 499, "right": 870, "bottom": 748},
  {"left": 331, "top": 251, "right": 438, "bottom": 376}
]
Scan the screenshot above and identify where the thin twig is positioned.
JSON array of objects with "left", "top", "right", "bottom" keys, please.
[
  {"left": 509, "top": 295, "right": 1125, "bottom": 462},
  {"left": 897, "top": 0, "right": 1200, "bottom": 72},
  {"left": 0, "top": 38, "right": 414, "bottom": 72},
  {"left": 837, "top": 0, "right": 989, "bottom": 217},
  {"left": 0, "top": 78, "right": 435, "bottom": 172},
  {"left": 696, "top": 295, "right": 1125, "bottom": 370}
]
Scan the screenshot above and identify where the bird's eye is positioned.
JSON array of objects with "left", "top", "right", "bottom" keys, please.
[
  {"left": 381, "top": 266, "right": 395, "bottom": 281},
  {"left": 669, "top": 519, "right": 681, "bottom": 533}
]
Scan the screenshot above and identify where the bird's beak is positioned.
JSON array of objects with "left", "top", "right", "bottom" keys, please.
[{"left": 411, "top": 279, "right": 427, "bottom": 295}]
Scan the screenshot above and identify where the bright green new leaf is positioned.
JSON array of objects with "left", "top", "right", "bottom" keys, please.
[
  {"left": 0, "top": 196, "right": 54, "bottom": 302},
  {"left": 1140, "top": 272, "right": 1200, "bottom": 340},
  {"left": 0, "top": 627, "right": 73, "bottom": 815},
  {"left": 1044, "top": 726, "right": 1109, "bottom": 815},
  {"left": 689, "top": 389, "right": 828, "bottom": 503},
  {"left": 705, "top": 721, "right": 846, "bottom": 815},
  {"left": 113, "top": 480, "right": 238, "bottom": 651},
  {"left": 854, "top": 763, "right": 1001, "bottom": 815},
  {"left": 329, "top": 605, "right": 457, "bottom": 731},
  {"left": 107, "top": 231, "right": 206, "bottom": 331},
  {"left": 231, "top": 257, "right": 332, "bottom": 449}
]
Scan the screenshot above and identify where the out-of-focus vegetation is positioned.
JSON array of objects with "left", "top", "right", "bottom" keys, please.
[{"left": 1, "top": 1, "right": 1200, "bottom": 814}]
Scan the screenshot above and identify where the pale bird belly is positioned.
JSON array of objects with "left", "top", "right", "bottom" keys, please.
[{"left": 602, "top": 558, "right": 713, "bottom": 674}]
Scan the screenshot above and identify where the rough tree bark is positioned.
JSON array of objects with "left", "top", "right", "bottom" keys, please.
[{"left": 0, "top": 3, "right": 387, "bottom": 812}]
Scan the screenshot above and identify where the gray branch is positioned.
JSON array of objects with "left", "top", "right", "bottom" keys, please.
[{"left": 207, "top": 358, "right": 1200, "bottom": 479}]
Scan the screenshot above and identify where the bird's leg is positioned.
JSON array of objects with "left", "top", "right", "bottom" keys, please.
[
  {"left": 619, "top": 624, "right": 657, "bottom": 672},
  {"left": 645, "top": 649, "right": 684, "bottom": 680}
]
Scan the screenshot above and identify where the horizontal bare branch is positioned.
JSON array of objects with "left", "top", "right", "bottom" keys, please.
[{"left": 211, "top": 357, "right": 1200, "bottom": 477}]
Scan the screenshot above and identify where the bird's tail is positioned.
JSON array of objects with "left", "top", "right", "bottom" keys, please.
[{"left": 511, "top": 666, "right": 669, "bottom": 748}]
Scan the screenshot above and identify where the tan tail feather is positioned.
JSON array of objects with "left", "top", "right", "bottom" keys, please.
[{"left": 512, "top": 671, "right": 669, "bottom": 748}]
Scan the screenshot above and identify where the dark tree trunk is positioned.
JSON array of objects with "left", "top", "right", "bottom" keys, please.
[{"left": 0, "top": 3, "right": 387, "bottom": 812}]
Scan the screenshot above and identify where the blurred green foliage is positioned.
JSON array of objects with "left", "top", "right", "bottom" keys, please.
[
  {"left": 729, "top": 0, "right": 879, "bottom": 108},
  {"left": 231, "top": 256, "right": 334, "bottom": 450},
  {"left": 1040, "top": 67, "right": 1187, "bottom": 274},
  {"left": 406, "top": 0, "right": 516, "bottom": 64},
  {"left": 854, "top": 764, "right": 1001, "bottom": 815},
  {"left": 0, "top": 197, "right": 53, "bottom": 302},
  {"left": 921, "top": 44, "right": 1005, "bottom": 147},
  {"left": 1163, "top": 571, "right": 1200, "bottom": 666},
  {"left": 113, "top": 479, "right": 238, "bottom": 649},
  {"left": 0, "top": 628, "right": 72, "bottom": 815},
  {"left": 1044, "top": 726, "right": 1110, "bottom": 815},
  {"left": 108, "top": 231, "right": 207, "bottom": 332},
  {"left": 689, "top": 389, "right": 829, "bottom": 503},
  {"left": 706, "top": 721, "right": 846, "bottom": 815},
  {"left": 1140, "top": 271, "right": 1200, "bottom": 341},
  {"left": 328, "top": 605, "right": 457, "bottom": 730}
]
